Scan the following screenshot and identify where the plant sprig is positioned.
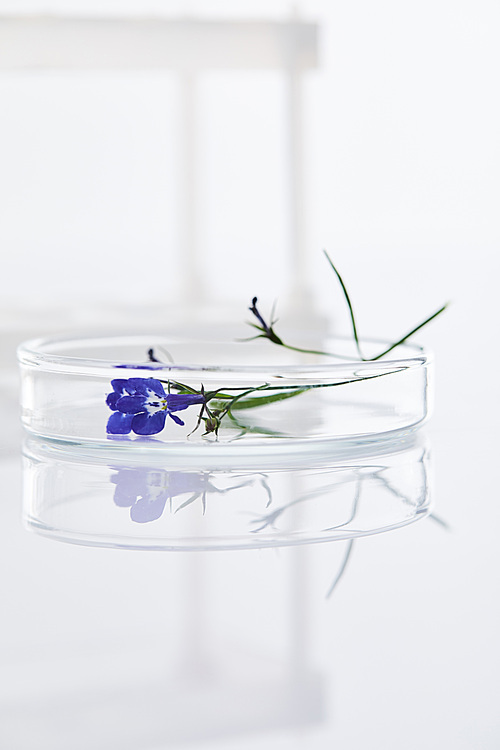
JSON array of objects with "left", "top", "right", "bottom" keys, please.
[
  {"left": 248, "top": 250, "right": 448, "bottom": 362},
  {"left": 158, "top": 366, "right": 407, "bottom": 438},
  {"left": 131, "top": 251, "right": 447, "bottom": 441}
]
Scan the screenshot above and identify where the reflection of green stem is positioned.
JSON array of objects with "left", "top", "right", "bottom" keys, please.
[
  {"left": 227, "top": 412, "right": 289, "bottom": 439},
  {"left": 250, "top": 470, "right": 365, "bottom": 537},
  {"left": 428, "top": 513, "right": 450, "bottom": 530},
  {"left": 326, "top": 539, "right": 355, "bottom": 599}
]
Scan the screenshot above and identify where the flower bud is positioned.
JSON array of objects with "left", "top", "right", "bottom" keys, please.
[{"left": 204, "top": 415, "right": 221, "bottom": 435}]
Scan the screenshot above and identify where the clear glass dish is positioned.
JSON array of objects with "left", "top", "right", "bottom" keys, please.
[
  {"left": 23, "top": 435, "right": 430, "bottom": 551},
  {"left": 17, "top": 333, "right": 432, "bottom": 456}
]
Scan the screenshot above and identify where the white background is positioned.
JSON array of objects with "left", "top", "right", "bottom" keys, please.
[
  {"left": 0, "top": 4, "right": 499, "bottom": 748},
  {"left": 1, "top": 0, "right": 498, "bottom": 427},
  {"left": 1, "top": 3, "right": 498, "bottom": 311}
]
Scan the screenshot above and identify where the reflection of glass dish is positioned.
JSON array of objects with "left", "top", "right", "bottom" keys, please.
[
  {"left": 23, "top": 435, "right": 431, "bottom": 551},
  {"left": 18, "top": 333, "right": 431, "bottom": 454}
]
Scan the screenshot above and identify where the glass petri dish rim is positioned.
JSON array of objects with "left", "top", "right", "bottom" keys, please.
[
  {"left": 22, "top": 433, "right": 431, "bottom": 551},
  {"left": 24, "top": 510, "right": 431, "bottom": 552},
  {"left": 17, "top": 332, "right": 432, "bottom": 376},
  {"left": 23, "top": 431, "right": 425, "bottom": 470}
]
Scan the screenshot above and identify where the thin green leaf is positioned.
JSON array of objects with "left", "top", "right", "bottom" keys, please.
[
  {"left": 234, "top": 335, "right": 267, "bottom": 342},
  {"left": 282, "top": 343, "right": 355, "bottom": 361},
  {"left": 231, "top": 387, "right": 310, "bottom": 411},
  {"left": 231, "top": 367, "right": 406, "bottom": 411},
  {"left": 270, "top": 298, "right": 279, "bottom": 325},
  {"left": 323, "top": 250, "right": 364, "bottom": 359},
  {"left": 369, "top": 303, "right": 448, "bottom": 361},
  {"left": 157, "top": 378, "right": 200, "bottom": 394},
  {"left": 219, "top": 384, "right": 270, "bottom": 415}
]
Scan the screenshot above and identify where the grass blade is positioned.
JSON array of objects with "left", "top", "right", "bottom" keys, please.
[
  {"left": 323, "top": 250, "right": 364, "bottom": 359},
  {"left": 369, "top": 303, "right": 448, "bottom": 361},
  {"left": 231, "top": 387, "right": 310, "bottom": 411}
]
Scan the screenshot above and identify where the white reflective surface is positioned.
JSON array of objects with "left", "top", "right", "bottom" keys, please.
[
  {"left": 1, "top": 421, "right": 499, "bottom": 748},
  {"left": 23, "top": 436, "right": 430, "bottom": 550},
  {"left": 0, "top": 1, "right": 498, "bottom": 745}
]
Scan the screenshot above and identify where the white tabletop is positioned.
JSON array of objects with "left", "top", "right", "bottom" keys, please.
[{"left": 0, "top": 408, "right": 498, "bottom": 749}]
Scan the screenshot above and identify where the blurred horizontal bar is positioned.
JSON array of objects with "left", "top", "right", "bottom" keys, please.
[{"left": 0, "top": 17, "right": 318, "bottom": 70}]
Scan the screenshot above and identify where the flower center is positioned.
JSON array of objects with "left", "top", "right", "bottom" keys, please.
[{"left": 144, "top": 392, "right": 168, "bottom": 414}]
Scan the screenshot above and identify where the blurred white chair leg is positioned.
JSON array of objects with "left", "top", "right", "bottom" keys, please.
[{"left": 179, "top": 68, "right": 204, "bottom": 311}]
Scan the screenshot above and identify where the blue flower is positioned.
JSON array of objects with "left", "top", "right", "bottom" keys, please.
[{"left": 106, "top": 378, "right": 205, "bottom": 435}]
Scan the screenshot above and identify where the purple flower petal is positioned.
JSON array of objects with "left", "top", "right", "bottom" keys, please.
[
  {"left": 127, "top": 378, "right": 166, "bottom": 398},
  {"left": 116, "top": 395, "right": 148, "bottom": 414},
  {"left": 107, "top": 412, "right": 134, "bottom": 434},
  {"left": 145, "top": 378, "right": 167, "bottom": 398},
  {"left": 106, "top": 391, "right": 121, "bottom": 410},
  {"left": 168, "top": 412, "right": 185, "bottom": 426},
  {"left": 132, "top": 411, "right": 167, "bottom": 435},
  {"left": 166, "top": 393, "right": 205, "bottom": 412},
  {"left": 106, "top": 378, "right": 204, "bottom": 437},
  {"left": 110, "top": 379, "right": 130, "bottom": 394}
]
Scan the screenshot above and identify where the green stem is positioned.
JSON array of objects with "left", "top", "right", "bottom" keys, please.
[
  {"left": 158, "top": 379, "right": 245, "bottom": 400},
  {"left": 323, "top": 250, "right": 364, "bottom": 359},
  {"left": 219, "top": 384, "right": 271, "bottom": 418},
  {"left": 281, "top": 342, "right": 357, "bottom": 361},
  {"left": 368, "top": 304, "right": 448, "bottom": 361},
  {"left": 226, "top": 367, "right": 406, "bottom": 412},
  {"left": 257, "top": 301, "right": 447, "bottom": 363}
]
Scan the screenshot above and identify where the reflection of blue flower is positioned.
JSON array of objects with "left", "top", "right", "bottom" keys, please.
[
  {"left": 111, "top": 468, "right": 219, "bottom": 523},
  {"left": 111, "top": 467, "right": 260, "bottom": 523},
  {"left": 106, "top": 378, "right": 205, "bottom": 435}
]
